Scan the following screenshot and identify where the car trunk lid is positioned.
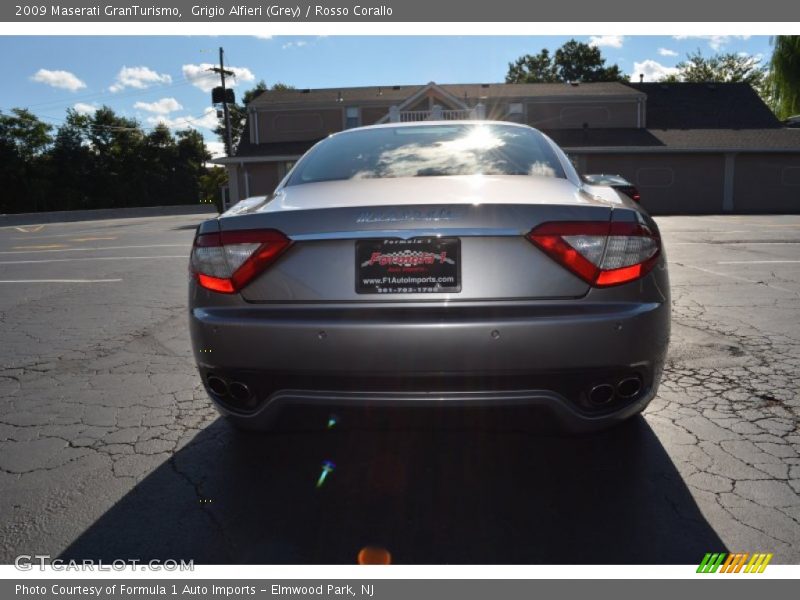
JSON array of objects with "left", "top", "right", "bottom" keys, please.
[{"left": 219, "top": 176, "right": 613, "bottom": 302}]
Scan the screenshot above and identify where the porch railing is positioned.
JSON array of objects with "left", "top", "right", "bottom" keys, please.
[{"left": 390, "top": 104, "right": 485, "bottom": 123}]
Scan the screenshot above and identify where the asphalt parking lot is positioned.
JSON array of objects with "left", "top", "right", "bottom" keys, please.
[{"left": 0, "top": 213, "right": 798, "bottom": 564}]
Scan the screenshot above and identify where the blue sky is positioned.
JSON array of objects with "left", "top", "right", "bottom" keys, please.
[{"left": 0, "top": 35, "right": 773, "bottom": 156}]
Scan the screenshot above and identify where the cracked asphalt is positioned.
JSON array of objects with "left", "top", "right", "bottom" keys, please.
[{"left": 0, "top": 213, "right": 798, "bottom": 564}]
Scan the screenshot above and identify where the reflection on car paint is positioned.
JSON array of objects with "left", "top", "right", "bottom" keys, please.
[{"left": 316, "top": 460, "right": 336, "bottom": 489}]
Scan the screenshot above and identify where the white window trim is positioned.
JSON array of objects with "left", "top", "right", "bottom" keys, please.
[{"left": 344, "top": 106, "right": 361, "bottom": 129}]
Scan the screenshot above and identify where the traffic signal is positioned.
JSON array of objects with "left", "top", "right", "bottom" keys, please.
[{"left": 212, "top": 87, "right": 235, "bottom": 104}]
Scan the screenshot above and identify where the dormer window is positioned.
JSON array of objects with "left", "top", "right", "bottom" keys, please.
[{"left": 345, "top": 107, "right": 360, "bottom": 129}]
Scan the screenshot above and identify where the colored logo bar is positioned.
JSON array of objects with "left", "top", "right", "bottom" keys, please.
[{"left": 697, "top": 552, "right": 773, "bottom": 573}]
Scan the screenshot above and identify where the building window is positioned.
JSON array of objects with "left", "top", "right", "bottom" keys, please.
[
  {"left": 345, "top": 107, "right": 360, "bottom": 129},
  {"left": 278, "top": 161, "right": 297, "bottom": 180},
  {"left": 506, "top": 102, "right": 524, "bottom": 123}
]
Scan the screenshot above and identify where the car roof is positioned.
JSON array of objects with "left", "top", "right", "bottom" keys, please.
[{"left": 330, "top": 120, "right": 537, "bottom": 137}]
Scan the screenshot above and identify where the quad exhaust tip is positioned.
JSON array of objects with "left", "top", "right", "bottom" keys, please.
[
  {"left": 617, "top": 376, "right": 642, "bottom": 399},
  {"left": 588, "top": 376, "right": 643, "bottom": 406},
  {"left": 206, "top": 375, "right": 253, "bottom": 403},
  {"left": 589, "top": 383, "right": 615, "bottom": 405},
  {"left": 228, "top": 381, "right": 253, "bottom": 402},
  {"left": 207, "top": 375, "right": 228, "bottom": 397}
]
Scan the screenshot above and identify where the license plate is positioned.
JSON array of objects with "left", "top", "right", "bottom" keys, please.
[{"left": 356, "top": 238, "right": 461, "bottom": 294}]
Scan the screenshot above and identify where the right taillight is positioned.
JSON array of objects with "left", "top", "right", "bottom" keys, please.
[
  {"left": 527, "top": 220, "right": 660, "bottom": 287},
  {"left": 190, "top": 229, "right": 292, "bottom": 294}
]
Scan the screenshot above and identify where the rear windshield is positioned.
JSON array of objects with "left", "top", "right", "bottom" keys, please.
[{"left": 286, "top": 123, "right": 565, "bottom": 186}]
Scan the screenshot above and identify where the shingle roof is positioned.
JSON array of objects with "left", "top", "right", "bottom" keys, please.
[
  {"left": 548, "top": 127, "right": 800, "bottom": 152},
  {"left": 443, "top": 82, "right": 643, "bottom": 99},
  {"left": 627, "top": 82, "right": 781, "bottom": 129},
  {"left": 248, "top": 81, "right": 643, "bottom": 108},
  {"left": 234, "top": 137, "right": 320, "bottom": 158},
  {"left": 231, "top": 127, "right": 800, "bottom": 158}
]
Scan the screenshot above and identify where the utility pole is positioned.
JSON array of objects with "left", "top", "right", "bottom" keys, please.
[{"left": 208, "top": 47, "right": 234, "bottom": 156}]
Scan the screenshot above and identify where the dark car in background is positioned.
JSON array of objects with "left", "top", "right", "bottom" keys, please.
[{"left": 582, "top": 173, "right": 641, "bottom": 203}]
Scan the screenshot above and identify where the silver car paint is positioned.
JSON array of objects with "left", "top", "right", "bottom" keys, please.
[{"left": 190, "top": 121, "right": 670, "bottom": 432}]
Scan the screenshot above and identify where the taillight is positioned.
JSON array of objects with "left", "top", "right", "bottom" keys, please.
[
  {"left": 527, "top": 220, "right": 660, "bottom": 287},
  {"left": 190, "top": 229, "right": 292, "bottom": 294}
]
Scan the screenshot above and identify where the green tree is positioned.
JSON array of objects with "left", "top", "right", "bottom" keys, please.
[
  {"left": 0, "top": 108, "right": 52, "bottom": 159},
  {"left": 3, "top": 104, "right": 223, "bottom": 214},
  {"left": 141, "top": 124, "right": 177, "bottom": 205},
  {"left": 506, "top": 39, "right": 628, "bottom": 84},
  {"left": 768, "top": 36, "right": 800, "bottom": 119},
  {"left": 0, "top": 109, "right": 53, "bottom": 212},
  {"left": 51, "top": 109, "right": 95, "bottom": 210},
  {"left": 85, "top": 107, "right": 146, "bottom": 207},
  {"left": 199, "top": 165, "right": 229, "bottom": 211},
  {"left": 660, "top": 50, "right": 768, "bottom": 98},
  {"left": 506, "top": 49, "right": 559, "bottom": 84},
  {"left": 173, "top": 128, "right": 212, "bottom": 204}
]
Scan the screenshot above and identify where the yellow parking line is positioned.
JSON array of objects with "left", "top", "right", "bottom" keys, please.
[
  {"left": 13, "top": 225, "right": 45, "bottom": 233},
  {"left": 68, "top": 236, "right": 117, "bottom": 242},
  {"left": 11, "top": 244, "right": 68, "bottom": 250}
]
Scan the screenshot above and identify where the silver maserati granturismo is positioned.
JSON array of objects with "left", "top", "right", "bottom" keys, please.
[{"left": 189, "top": 121, "right": 670, "bottom": 432}]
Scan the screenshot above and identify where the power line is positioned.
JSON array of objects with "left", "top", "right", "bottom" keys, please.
[
  {"left": 207, "top": 46, "right": 234, "bottom": 156},
  {"left": 2, "top": 71, "right": 219, "bottom": 113}
]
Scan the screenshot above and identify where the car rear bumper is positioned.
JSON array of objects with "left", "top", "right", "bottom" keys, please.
[
  {"left": 205, "top": 386, "right": 660, "bottom": 434},
  {"left": 190, "top": 296, "right": 670, "bottom": 432}
]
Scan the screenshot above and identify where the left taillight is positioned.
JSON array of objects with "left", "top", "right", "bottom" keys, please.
[
  {"left": 526, "top": 220, "right": 660, "bottom": 288},
  {"left": 190, "top": 229, "right": 292, "bottom": 294}
]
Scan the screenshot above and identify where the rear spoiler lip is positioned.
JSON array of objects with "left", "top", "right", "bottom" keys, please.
[{"left": 287, "top": 227, "right": 523, "bottom": 241}]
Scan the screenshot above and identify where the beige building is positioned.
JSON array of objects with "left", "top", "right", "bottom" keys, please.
[{"left": 214, "top": 81, "right": 800, "bottom": 214}]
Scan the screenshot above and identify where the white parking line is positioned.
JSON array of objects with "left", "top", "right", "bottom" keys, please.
[
  {"left": 0, "top": 255, "right": 186, "bottom": 265},
  {"left": 718, "top": 260, "right": 800, "bottom": 265},
  {"left": 0, "top": 279, "right": 122, "bottom": 283},
  {"left": 670, "top": 241, "right": 800, "bottom": 245},
  {"left": 676, "top": 263, "right": 796, "bottom": 294},
  {"left": 0, "top": 244, "right": 188, "bottom": 255}
]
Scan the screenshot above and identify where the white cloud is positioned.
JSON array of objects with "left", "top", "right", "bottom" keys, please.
[
  {"left": 73, "top": 102, "right": 98, "bottom": 115},
  {"left": 631, "top": 59, "right": 680, "bottom": 82},
  {"left": 182, "top": 63, "right": 255, "bottom": 93},
  {"left": 672, "top": 35, "right": 751, "bottom": 51},
  {"left": 109, "top": 66, "right": 172, "bottom": 93},
  {"left": 658, "top": 48, "right": 678, "bottom": 57},
  {"left": 205, "top": 141, "right": 226, "bottom": 159},
  {"left": 738, "top": 51, "right": 764, "bottom": 62},
  {"left": 134, "top": 97, "right": 183, "bottom": 114},
  {"left": 588, "top": 35, "right": 623, "bottom": 49},
  {"left": 282, "top": 40, "right": 308, "bottom": 50},
  {"left": 146, "top": 107, "right": 219, "bottom": 131},
  {"left": 31, "top": 69, "right": 86, "bottom": 92}
]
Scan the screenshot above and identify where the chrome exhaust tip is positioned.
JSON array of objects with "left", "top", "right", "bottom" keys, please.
[
  {"left": 589, "top": 383, "right": 615, "bottom": 405},
  {"left": 207, "top": 375, "right": 228, "bottom": 397},
  {"left": 617, "top": 377, "right": 642, "bottom": 399},
  {"left": 228, "top": 381, "right": 252, "bottom": 403}
]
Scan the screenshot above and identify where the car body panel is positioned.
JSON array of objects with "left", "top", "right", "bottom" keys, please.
[{"left": 189, "top": 121, "right": 670, "bottom": 432}]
